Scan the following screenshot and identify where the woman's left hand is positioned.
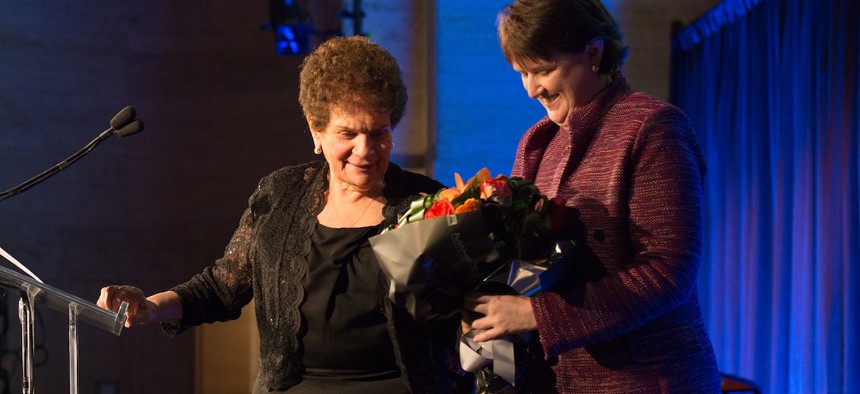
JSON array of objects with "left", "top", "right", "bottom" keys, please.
[{"left": 463, "top": 292, "right": 538, "bottom": 342}]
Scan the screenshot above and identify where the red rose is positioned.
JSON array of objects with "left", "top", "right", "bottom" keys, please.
[
  {"left": 547, "top": 196, "right": 572, "bottom": 234},
  {"left": 424, "top": 199, "right": 455, "bottom": 219}
]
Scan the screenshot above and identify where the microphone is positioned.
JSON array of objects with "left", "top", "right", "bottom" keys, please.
[
  {"left": 0, "top": 106, "right": 145, "bottom": 201},
  {"left": 110, "top": 105, "right": 136, "bottom": 129},
  {"left": 115, "top": 119, "right": 144, "bottom": 137},
  {"left": 109, "top": 106, "right": 144, "bottom": 137}
]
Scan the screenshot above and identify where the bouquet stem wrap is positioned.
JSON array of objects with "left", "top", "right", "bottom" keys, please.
[
  {"left": 459, "top": 241, "right": 576, "bottom": 388},
  {"left": 369, "top": 210, "right": 500, "bottom": 322},
  {"left": 460, "top": 329, "right": 517, "bottom": 385}
]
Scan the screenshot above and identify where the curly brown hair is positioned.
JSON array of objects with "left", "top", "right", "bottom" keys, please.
[{"left": 298, "top": 36, "right": 407, "bottom": 131}]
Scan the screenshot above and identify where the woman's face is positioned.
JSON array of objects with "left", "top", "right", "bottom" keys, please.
[
  {"left": 512, "top": 42, "right": 603, "bottom": 126},
  {"left": 310, "top": 106, "right": 393, "bottom": 194}
]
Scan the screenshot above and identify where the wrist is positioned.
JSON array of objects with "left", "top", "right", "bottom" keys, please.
[
  {"left": 146, "top": 291, "right": 182, "bottom": 323},
  {"left": 145, "top": 298, "right": 160, "bottom": 324}
]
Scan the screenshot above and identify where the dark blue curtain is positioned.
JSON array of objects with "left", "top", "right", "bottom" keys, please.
[{"left": 670, "top": 0, "right": 859, "bottom": 392}]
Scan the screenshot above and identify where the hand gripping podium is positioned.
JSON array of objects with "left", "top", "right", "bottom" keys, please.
[{"left": 0, "top": 264, "right": 128, "bottom": 394}]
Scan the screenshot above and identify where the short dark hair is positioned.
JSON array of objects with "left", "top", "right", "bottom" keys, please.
[
  {"left": 299, "top": 36, "right": 407, "bottom": 131},
  {"left": 498, "top": 0, "right": 628, "bottom": 73}
]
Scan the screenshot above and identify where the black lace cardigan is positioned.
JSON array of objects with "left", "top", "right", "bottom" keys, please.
[{"left": 164, "top": 160, "right": 455, "bottom": 392}]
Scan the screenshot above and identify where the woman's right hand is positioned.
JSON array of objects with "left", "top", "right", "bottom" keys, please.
[{"left": 97, "top": 285, "right": 158, "bottom": 328}]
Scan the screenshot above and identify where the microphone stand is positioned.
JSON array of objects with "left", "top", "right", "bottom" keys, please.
[
  {"left": 0, "top": 130, "right": 112, "bottom": 201},
  {"left": 0, "top": 107, "right": 143, "bottom": 202}
]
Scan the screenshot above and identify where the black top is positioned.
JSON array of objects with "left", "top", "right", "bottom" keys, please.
[
  {"left": 291, "top": 222, "right": 406, "bottom": 393},
  {"left": 167, "top": 161, "right": 455, "bottom": 392}
]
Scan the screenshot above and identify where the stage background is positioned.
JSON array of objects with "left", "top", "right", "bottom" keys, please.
[{"left": 672, "top": 0, "right": 860, "bottom": 392}]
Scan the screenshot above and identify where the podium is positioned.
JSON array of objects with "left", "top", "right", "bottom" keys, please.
[{"left": 0, "top": 264, "right": 128, "bottom": 394}]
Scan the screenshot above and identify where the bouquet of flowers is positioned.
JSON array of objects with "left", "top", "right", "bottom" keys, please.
[
  {"left": 369, "top": 168, "right": 579, "bottom": 391},
  {"left": 369, "top": 168, "right": 571, "bottom": 321}
]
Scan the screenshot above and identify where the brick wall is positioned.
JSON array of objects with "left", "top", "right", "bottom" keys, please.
[{"left": 0, "top": 2, "right": 313, "bottom": 392}]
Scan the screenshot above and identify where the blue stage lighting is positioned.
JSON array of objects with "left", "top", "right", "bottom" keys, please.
[
  {"left": 274, "top": 23, "right": 310, "bottom": 55},
  {"left": 269, "top": 0, "right": 311, "bottom": 56}
]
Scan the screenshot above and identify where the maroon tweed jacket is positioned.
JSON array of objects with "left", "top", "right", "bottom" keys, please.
[{"left": 512, "top": 74, "right": 720, "bottom": 393}]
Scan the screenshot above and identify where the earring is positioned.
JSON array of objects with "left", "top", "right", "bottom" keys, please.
[
  {"left": 591, "top": 65, "right": 599, "bottom": 73},
  {"left": 314, "top": 147, "right": 322, "bottom": 154}
]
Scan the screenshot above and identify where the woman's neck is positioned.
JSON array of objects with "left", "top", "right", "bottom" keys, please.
[
  {"left": 583, "top": 73, "right": 613, "bottom": 105},
  {"left": 565, "top": 73, "right": 614, "bottom": 125},
  {"left": 328, "top": 178, "right": 383, "bottom": 202},
  {"left": 318, "top": 178, "right": 385, "bottom": 228}
]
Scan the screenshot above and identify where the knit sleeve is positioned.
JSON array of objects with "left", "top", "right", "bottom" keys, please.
[{"left": 162, "top": 192, "right": 260, "bottom": 335}]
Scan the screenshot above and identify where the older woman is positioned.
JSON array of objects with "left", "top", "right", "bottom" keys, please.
[
  {"left": 97, "top": 36, "right": 456, "bottom": 393},
  {"left": 462, "top": 0, "right": 721, "bottom": 392}
]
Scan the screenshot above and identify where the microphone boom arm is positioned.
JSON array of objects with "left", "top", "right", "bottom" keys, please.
[
  {"left": 0, "top": 107, "right": 143, "bottom": 202},
  {"left": 0, "top": 129, "right": 113, "bottom": 201}
]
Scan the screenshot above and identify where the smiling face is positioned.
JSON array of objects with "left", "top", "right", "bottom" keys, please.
[
  {"left": 512, "top": 40, "right": 605, "bottom": 126},
  {"left": 310, "top": 106, "right": 393, "bottom": 195}
]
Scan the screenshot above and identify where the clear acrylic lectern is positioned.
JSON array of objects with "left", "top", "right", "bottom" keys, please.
[{"left": 0, "top": 264, "right": 128, "bottom": 394}]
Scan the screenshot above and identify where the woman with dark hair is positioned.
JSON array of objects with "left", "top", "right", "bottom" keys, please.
[
  {"left": 462, "top": 0, "right": 721, "bottom": 392},
  {"left": 97, "top": 36, "right": 457, "bottom": 393}
]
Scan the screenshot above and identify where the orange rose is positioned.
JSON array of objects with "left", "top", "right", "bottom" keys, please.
[{"left": 454, "top": 198, "right": 482, "bottom": 214}]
